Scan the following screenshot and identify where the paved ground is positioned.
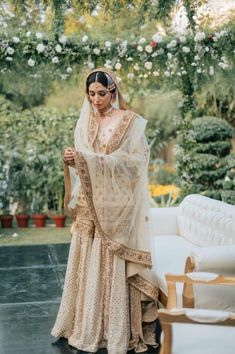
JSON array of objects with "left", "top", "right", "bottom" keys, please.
[{"left": 0, "top": 244, "right": 160, "bottom": 354}]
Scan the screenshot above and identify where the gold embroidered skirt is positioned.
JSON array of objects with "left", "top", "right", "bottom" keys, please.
[{"left": 51, "top": 217, "right": 158, "bottom": 354}]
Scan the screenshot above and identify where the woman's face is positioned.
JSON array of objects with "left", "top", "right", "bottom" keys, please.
[{"left": 88, "top": 82, "right": 112, "bottom": 111}]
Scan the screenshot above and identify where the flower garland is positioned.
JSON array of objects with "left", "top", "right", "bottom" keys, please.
[{"left": 0, "top": 28, "right": 234, "bottom": 85}]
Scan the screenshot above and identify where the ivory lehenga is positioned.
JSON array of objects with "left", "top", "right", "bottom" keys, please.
[{"left": 51, "top": 69, "right": 159, "bottom": 354}]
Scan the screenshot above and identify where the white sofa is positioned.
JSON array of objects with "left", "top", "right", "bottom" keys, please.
[{"left": 150, "top": 194, "right": 235, "bottom": 309}]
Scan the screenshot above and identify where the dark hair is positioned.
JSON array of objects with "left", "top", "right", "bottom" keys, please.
[{"left": 86, "top": 71, "right": 116, "bottom": 94}]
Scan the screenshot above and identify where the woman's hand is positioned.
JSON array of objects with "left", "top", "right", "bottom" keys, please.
[{"left": 63, "top": 147, "right": 76, "bottom": 166}]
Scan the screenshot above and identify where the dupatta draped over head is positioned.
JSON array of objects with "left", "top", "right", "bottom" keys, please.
[{"left": 64, "top": 68, "right": 158, "bottom": 300}]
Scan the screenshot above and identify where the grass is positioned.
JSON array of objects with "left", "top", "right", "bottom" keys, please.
[{"left": 0, "top": 222, "right": 72, "bottom": 247}]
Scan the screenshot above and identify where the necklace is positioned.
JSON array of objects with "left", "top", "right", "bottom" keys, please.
[{"left": 95, "top": 106, "right": 114, "bottom": 129}]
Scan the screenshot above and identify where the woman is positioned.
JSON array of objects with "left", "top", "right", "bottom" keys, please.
[{"left": 51, "top": 68, "right": 159, "bottom": 354}]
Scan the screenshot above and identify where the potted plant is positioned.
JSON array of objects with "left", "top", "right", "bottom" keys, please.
[
  {"left": 0, "top": 195, "right": 13, "bottom": 228},
  {"left": 49, "top": 191, "right": 67, "bottom": 227},
  {"left": 31, "top": 192, "right": 48, "bottom": 227}
]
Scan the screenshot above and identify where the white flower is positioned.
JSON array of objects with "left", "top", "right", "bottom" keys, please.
[
  {"left": 28, "top": 58, "right": 35, "bottom": 67},
  {"left": 59, "top": 35, "right": 67, "bottom": 44},
  {"left": 104, "top": 61, "right": 112, "bottom": 69},
  {"left": 167, "top": 53, "right": 173, "bottom": 60},
  {"left": 91, "top": 9, "right": 99, "bottom": 17},
  {"left": 153, "top": 71, "right": 160, "bottom": 77},
  {"left": 152, "top": 33, "right": 163, "bottom": 43},
  {"left": 205, "top": 46, "right": 209, "bottom": 52},
  {"left": 191, "top": 62, "right": 197, "bottom": 66},
  {"left": 209, "top": 66, "right": 214, "bottom": 76},
  {"left": 143, "top": 73, "right": 148, "bottom": 78},
  {"left": 127, "top": 73, "right": 134, "bottom": 79},
  {"left": 133, "top": 64, "right": 140, "bottom": 71},
  {"left": 145, "top": 45, "right": 153, "bottom": 53},
  {"left": 182, "top": 70, "right": 187, "bottom": 75},
  {"left": 115, "top": 62, "right": 122, "bottom": 70},
  {"left": 194, "top": 55, "right": 200, "bottom": 61},
  {"left": 52, "top": 56, "right": 59, "bottom": 64},
  {"left": 179, "top": 36, "right": 186, "bottom": 43},
  {"left": 6, "top": 56, "right": 13, "bottom": 61},
  {"left": 194, "top": 32, "right": 206, "bottom": 41},
  {"left": 36, "top": 32, "right": 43, "bottom": 39},
  {"left": 116, "top": 76, "right": 122, "bottom": 83},
  {"left": 139, "top": 37, "right": 146, "bottom": 44},
  {"left": 182, "top": 46, "right": 190, "bottom": 53},
  {"left": 144, "top": 61, "right": 152, "bottom": 70},
  {"left": 196, "top": 68, "right": 202, "bottom": 73},
  {"left": 55, "top": 44, "right": 62, "bottom": 53},
  {"left": 167, "top": 40, "right": 177, "bottom": 49},
  {"left": 93, "top": 48, "right": 100, "bottom": 55},
  {"left": 105, "top": 41, "right": 112, "bottom": 48},
  {"left": 12, "top": 36, "right": 20, "bottom": 43},
  {"left": 220, "top": 30, "right": 227, "bottom": 37},
  {"left": 218, "top": 62, "right": 229, "bottom": 70},
  {"left": 88, "top": 62, "right": 95, "bottom": 69},
  {"left": 82, "top": 35, "right": 88, "bottom": 43},
  {"left": 137, "top": 45, "right": 143, "bottom": 52},
  {"left": 26, "top": 31, "right": 31, "bottom": 37},
  {"left": 66, "top": 67, "right": 72, "bottom": 74},
  {"left": 177, "top": 72, "right": 182, "bottom": 76},
  {"left": 21, "top": 20, "right": 27, "bottom": 27},
  {"left": 6, "top": 47, "right": 14, "bottom": 55},
  {"left": 36, "top": 43, "right": 45, "bottom": 53},
  {"left": 12, "top": 232, "right": 18, "bottom": 238},
  {"left": 79, "top": 16, "right": 85, "bottom": 24},
  {"left": 126, "top": 57, "right": 133, "bottom": 61},
  {"left": 164, "top": 71, "right": 170, "bottom": 77}
]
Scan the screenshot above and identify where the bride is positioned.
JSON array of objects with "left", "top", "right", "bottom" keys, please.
[{"left": 51, "top": 68, "right": 159, "bottom": 354}]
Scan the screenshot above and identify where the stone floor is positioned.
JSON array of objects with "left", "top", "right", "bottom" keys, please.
[{"left": 0, "top": 244, "right": 160, "bottom": 354}]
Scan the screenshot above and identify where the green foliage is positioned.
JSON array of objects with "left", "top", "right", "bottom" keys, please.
[
  {"left": 192, "top": 116, "right": 233, "bottom": 142},
  {"left": 177, "top": 115, "right": 234, "bottom": 203},
  {"left": 0, "top": 96, "right": 78, "bottom": 214}
]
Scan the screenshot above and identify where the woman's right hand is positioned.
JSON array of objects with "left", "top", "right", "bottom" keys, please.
[{"left": 63, "top": 147, "right": 76, "bottom": 166}]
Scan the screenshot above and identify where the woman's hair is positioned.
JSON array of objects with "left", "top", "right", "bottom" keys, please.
[{"left": 86, "top": 71, "right": 116, "bottom": 94}]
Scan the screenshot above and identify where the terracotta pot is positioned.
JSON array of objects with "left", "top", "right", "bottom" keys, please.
[
  {"left": 0, "top": 215, "right": 14, "bottom": 228},
  {"left": 15, "top": 214, "right": 30, "bottom": 228},
  {"left": 52, "top": 215, "right": 67, "bottom": 228},
  {"left": 32, "top": 214, "right": 47, "bottom": 228}
]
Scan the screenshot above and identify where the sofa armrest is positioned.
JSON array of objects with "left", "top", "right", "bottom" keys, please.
[
  {"left": 191, "top": 245, "right": 235, "bottom": 275},
  {"left": 150, "top": 206, "right": 179, "bottom": 236}
]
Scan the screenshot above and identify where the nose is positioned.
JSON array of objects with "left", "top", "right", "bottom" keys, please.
[{"left": 93, "top": 94, "right": 101, "bottom": 104}]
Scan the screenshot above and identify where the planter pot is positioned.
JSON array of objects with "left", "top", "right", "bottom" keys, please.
[
  {"left": 52, "top": 215, "right": 67, "bottom": 228},
  {"left": 0, "top": 215, "right": 14, "bottom": 228},
  {"left": 15, "top": 214, "right": 30, "bottom": 228},
  {"left": 32, "top": 214, "right": 47, "bottom": 228}
]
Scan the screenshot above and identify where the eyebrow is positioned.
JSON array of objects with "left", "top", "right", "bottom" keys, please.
[{"left": 88, "top": 89, "right": 109, "bottom": 93}]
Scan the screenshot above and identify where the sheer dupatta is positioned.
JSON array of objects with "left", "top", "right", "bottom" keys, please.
[{"left": 63, "top": 69, "right": 158, "bottom": 302}]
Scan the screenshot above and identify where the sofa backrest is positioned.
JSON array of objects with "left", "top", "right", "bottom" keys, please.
[{"left": 177, "top": 194, "right": 235, "bottom": 246}]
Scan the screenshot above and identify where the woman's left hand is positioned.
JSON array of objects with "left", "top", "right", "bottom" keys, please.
[{"left": 63, "top": 147, "right": 76, "bottom": 166}]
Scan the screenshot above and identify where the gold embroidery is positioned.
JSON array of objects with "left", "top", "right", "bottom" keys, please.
[
  {"left": 74, "top": 110, "right": 152, "bottom": 266},
  {"left": 105, "top": 110, "right": 136, "bottom": 154},
  {"left": 128, "top": 274, "right": 159, "bottom": 301},
  {"left": 88, "top": 112, "right": 99, "bottom": 147}
]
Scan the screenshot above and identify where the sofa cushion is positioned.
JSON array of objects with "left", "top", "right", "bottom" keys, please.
[
  {"left": 150, "top": 207, "right": 179, "bottom": 236},
  {"left": 151, "top": 235, "right": 199, "bottom": 306},
  {"left": 177, "top": 194, "right": 235, "bottom": 246},
  {"left": 170, "top": 323, "right": 235, "bottom": 354}
]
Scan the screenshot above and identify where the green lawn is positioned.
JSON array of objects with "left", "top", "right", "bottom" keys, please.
[{"left": 0, "top": 223, "right": 72, "bottom": 246}]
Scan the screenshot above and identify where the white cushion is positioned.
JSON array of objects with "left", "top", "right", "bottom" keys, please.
[
  {"left": 150, "top": 207, "right": 179, "bottom": 236},
  {"left": 177, "top": 194, "right": 235, "bottom": 246},
  {"left": 172, "top": 323, "right": 235, "bottom": 354},
  {"left": 192, "top": 245, "right": 235, "bottom": 274},
  {"left": 151, "top": 235, "right": 199, "bottom": 306}
]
